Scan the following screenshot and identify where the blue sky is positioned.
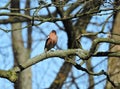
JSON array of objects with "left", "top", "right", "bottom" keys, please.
[{"left": 0, "top": 0, "right": 113, "bottom": 89}]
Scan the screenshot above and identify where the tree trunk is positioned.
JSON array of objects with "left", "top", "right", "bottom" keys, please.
[
  {"left": 11, "top": 0, "right": 32, "bottom": 89},
  {"left": 50, "top": 0, "right": 103, "bottom": 88},
  {"left": 105, "top": 12, "right": 120, "bottom": 89}
]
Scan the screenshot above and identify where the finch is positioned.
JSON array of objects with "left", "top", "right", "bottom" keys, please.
[{"left": 44, "top": 30, "right": 58, "bottom": 52}]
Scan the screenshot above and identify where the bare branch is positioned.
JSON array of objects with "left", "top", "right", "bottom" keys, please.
[
  {"left": 0, "top": 45, "right": 120, "bottom": 83},
  {"left": 0, "top": 6, "right": 120, "bottom": 24},
  {"left": 90, "top": 38, "right": 120, "bottom": 55}
]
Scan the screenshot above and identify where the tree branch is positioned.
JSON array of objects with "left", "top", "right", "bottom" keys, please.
[
  {"left": 74, "top": 64, "right": 116, "bottom": 87},
  {"left": 0, "top": 5, "right": 120, "bottom": 24},
  {"left": 90, "top": 38, "right": 120, "bottom": 56},
  {"left": 0, "top": 37, "right": 120, "bottom": 83}
]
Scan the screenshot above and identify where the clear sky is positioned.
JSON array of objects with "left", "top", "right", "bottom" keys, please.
[{"left": 0, "top": 0, "right": 113, "bottom": 89}]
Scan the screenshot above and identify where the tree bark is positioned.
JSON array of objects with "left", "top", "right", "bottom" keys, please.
[
  {"left": 50, "top": 0, "right": 102, "bottom": 88},
  {"left": 105, "top": 11, "right": 120, "bottom": 89},
  {"left": 11, "top": 0, "right": 32, "bottom": 89}
]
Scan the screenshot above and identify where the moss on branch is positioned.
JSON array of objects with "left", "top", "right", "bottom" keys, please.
[{"left": 0, "top": 37, "right": 120, "bottom": 83}]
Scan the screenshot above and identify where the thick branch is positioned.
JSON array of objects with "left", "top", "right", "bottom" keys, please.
[
  {"left": 1, "top": 36, "right": 120, "bottom": 82},
  {"left": 22, "top": 49, "right": 86, "bottom": 69},
  {"left": 0, "top": 48, "right": 120, "bottom": 82},
  {"left": 0, "top": 49, "right": 85, "bottom": 82},
  {"left": 90, "top": 38, "right": 120, "bottom": 55},
  {"left": 0, "top": 69, "right": 18, "bottom": 82}
]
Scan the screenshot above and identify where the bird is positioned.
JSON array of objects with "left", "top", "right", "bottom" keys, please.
[{"left": 44, "top": 30, "right": 58, "bottom": 52}]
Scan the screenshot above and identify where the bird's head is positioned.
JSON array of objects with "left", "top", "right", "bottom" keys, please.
[{"left": 51, "top": 30, "right": 56, "bottom": 34}]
